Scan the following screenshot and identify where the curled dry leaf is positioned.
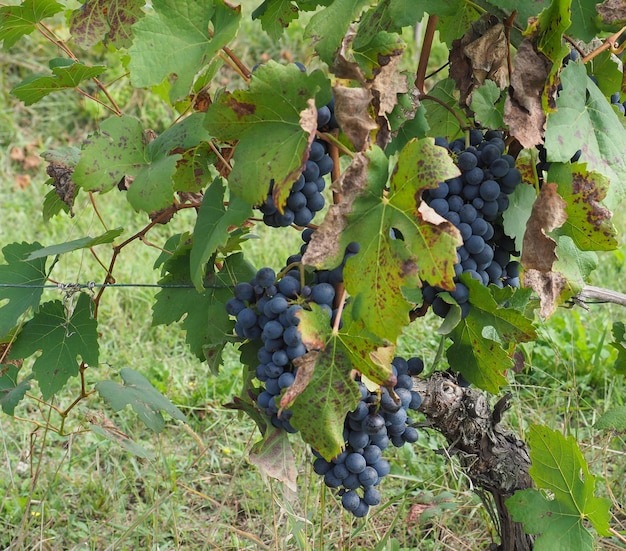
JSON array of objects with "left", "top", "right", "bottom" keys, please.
[
  {"left": 333, "top": 85, "right": 377, "bottom": 151},
  {"left": 302, "top": 152, "right": 370, "bottom": 268},
  {"left": 279, "top": 351, "right": 319, "bottom": 409},
  {"left": 596, "top": 0, "right": 626, "bottom": 25},
  {"left": 46, "top": 161, "right": 76, "bottom": 216},
  {"left": 504, "top": 40, "right": 550, "bottom": 149},
  {"left": 449, "top": 17, "right": 509, "bottom": 106},
  {"left": 521, "top": 182, "right": 568, "bottom": 317}
]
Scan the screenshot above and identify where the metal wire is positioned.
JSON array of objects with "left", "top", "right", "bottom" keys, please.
[{"left": 0, "top": 282, "right": 233, "bottom": 289}]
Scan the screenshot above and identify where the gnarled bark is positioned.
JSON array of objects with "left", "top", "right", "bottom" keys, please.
[{"left": 413, "top": 372, "right": 534, "bottom": 551}]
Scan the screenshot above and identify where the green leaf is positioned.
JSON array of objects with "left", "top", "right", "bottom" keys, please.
[
  {"left": 595, "top": 405, "right": 626, "bottom": 431},
  {"left": 205, "top": 61, "right": 330, "bottom": 206},
  {"left": 587, "top": 50, "right": 622, "bottom": 98},
  {"left": 423, "top": 79, "right": 468, "bottom": 141},
  {"left": 0, "top": 242, "right": 48, "bottom": 339},
  {"left": 152, "top": 250, "right": 255, "bottom": 368},
  {"left": 11, "top": 59, "right": 107, "bottom": 106},
  {"left": 42, "top": 189, "right": 70, "bottom": 221},
  {"left": 0, "top": 365, "right": 33, "bottom": 415},
  {"left": 548, "top": 163, "right": 617, "bottom": 251},
  {"left": 249, "top": 426, "right": 298, "bottom": 491},
  {"left": 74, "top": 114, "right": 212, "bottom": 212},
  {"left": 128, "top": 0, "right": 241, "bottom": 101},
  {"left": 9, "top": 293, "right": 98, "bottom": 400},
  {"left": 304, "top": 0, "right": 372, "bottom": 65},
  {"left": 90, "top": 423, "right": 155, "bottom": 460},
  {"left": 70, "top": 0, "right": 145, "bottom": 49},
  {"left": 447, "top": 276, "right": 537, "bottom": 393},
  {"left": 610, "top": 321, "right": 626, "bottom": 375},
  {"left": 0, "top": 0, "right": 63, "bottom": 49},
  {"left": 285, "top": 306, "right": 361, "bottom": 460},
  {"left": 470, "top": 80, "right": 506, "bottom": 130},
  {"left": 96, "top": 368, "right": 186, "bottom": 432},
  {"left": 484, "top": 0, "right": 546, "bottom": 30},
  {"left": 340, "top": 141, "right": 461, "bottom": 342},
  {"left": 545, "top": 62, "right": 626, "bottom": 208},
  {"left": 507, "top": 425, "right": 612, "bottom": 549},
  {"left": 73, "top": 115, "right": 146, "bottom": 193},
  {"left": 502, "top": 183, "right": 536, "bottom": 254},
  {"left": 190, "top": 178, "right": 252, "bottom": 292},
  {"left": 552, "top": 235, "right": 598, "bottom": 297},
  {"left": 568, "top": 0, "right": 601, "bottom": 42},
  {"left": 26, "top": 228, "right": 124, "bottom": 260},
  {"left": 252, "top": 0, "right": 299, "bottom": 40}
]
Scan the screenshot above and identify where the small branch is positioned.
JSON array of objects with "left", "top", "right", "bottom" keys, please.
[
  {"left": 582, "top": 25, "right": 626, "bottom": 63},
  {"left": 419, "top": 93, "right": 469, "bottom": 131},
  {"left": 576, "top": 285, "right": 626, "bottom": 307},
  {"left": 415, "top": 15, "right": 439, "bottom": 93}
]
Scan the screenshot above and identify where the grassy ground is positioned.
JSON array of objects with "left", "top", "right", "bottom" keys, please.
[{"left": 1, "top": 4, "right": 625, "bottom": 550}]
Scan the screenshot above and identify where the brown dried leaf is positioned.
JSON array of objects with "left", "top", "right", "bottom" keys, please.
[
  {"left": 13, "top": 174, "right": 31, "bottom": 190},
  {"left": 522, "top": 269, "right": 568, "bottom": 318},
  {"left": 596, "top": 0, "right": 626, "bottom": 25},
  {"left": 450, "top": 17, "right": 509, "bottom": 106},
  {"left": 302, "top": 153, "right": 370, "bottom": 268},
  {"left": 504, "top": 40, "right": 550, "bottom": 149},
  {"left": 46, "top": 161, "right": 76, "bottom": 216},
  {"left": 333, "top": 85, "right": 377, "bottom": 151},
  {"left": 521, "top": 182, "right": 568, "bottom": 317},
  {"left": 522, "top": 182, "right": 567, "bottom": 271},
  {"left": 279, "top": 351, "right": 319, "bottom": 409},
  {"left": 9, "top": 146, "right": 25, "bottom": 162}
]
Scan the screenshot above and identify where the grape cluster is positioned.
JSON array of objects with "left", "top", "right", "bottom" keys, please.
[
  {"left": 423, "top": 130, "right": 522, "bottom": 318},
  {"left": 312, "top": 356, "right": 424, "bottom": 517},
  {"left": 225, "top": 266, "right": 337, "bottom": 432},
  {"left": 260, "top": 101, "right": 338, "bottom": 228}
]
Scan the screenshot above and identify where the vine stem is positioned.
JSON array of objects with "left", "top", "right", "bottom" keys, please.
[
  {"left": 609, "top": 527, "right": 626, "bottom": 545},
  {"left": 582, "top": 25, "right": 626, "bottom": 63},
  {"left": 93, "top": 202, "right": 200, "bottom": 315},
  {"left": 415, "top": 15, "right": 439, "bottom": 93},
  {"left": 332, "top": 287, "right": 348, "bottom": 333}
]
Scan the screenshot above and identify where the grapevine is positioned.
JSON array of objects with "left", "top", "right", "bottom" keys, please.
[{"left": 1, "top": 1, "right": 626, "bottom": 550}]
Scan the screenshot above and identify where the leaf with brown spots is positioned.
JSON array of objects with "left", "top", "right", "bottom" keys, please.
[
  {"left": 249, "top": 426, "right": 298, "bottom": 492},
  {"left": 447, "top": 275, "right": 536, "bottom": 393},
  {"left": 548, "top": 162, "right": 618, "bottom": 252},
  {"left": 309, "top": 140, "right": 461, "bottom": 342},
  {"left": 205, "top": 62, "right": 330, "bottom": 207}
]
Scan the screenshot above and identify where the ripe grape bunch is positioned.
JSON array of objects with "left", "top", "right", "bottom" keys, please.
[
  {"left": 312, "top": 356, "right": 424, "bottom": 517},
  {"left": 259, "top": 99, "right": 338, "bottom": 228},
  {"left": 422, "top": 129, "right": 522, "bottom": 318}
]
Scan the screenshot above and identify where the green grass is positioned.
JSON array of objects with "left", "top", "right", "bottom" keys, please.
[{"left": 1, "top": 4, "right": 626, "bottom": 550}]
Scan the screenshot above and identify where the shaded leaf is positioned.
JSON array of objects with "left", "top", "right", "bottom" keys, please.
[
  {"left": 11, "top": 59, "right": 106, "bottom": 106},
  {"left": 0, "top": 365, "right": 32, "bottom": 415},
  {"left": 90, "top": 421, "right": 155, "bottom": 459},
  {"left": 0, "top": 242, "right": 48, "bottom": 339},
  {"left": 423, "top": 79, "right": 468, "bottom": 141},
  {"left": 9, "top": 294, "right": 98, "bottom": 400},
  {"left": 252, "top": 0, "right": 299, "bottom": 40},
  {"left": 249, "top": 426, "right": 298, "bottom": 491},
  {"left": 610, "top": 321, "right": 626, "bottom": 375},
  {"left": 96, "top": 368, "right": 186, "bottom": 432},
  {"left": 594, "top": 405, "right": 626, "bottom": 431},
  {"left": 26, "top": 228, "right": 124, "bottom": 260},
  {"left": 470, "top": 80, "right": 506, "bottom": 129}
]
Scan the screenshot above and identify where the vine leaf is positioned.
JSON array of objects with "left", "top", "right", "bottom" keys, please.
[
  {"left": 252, "top": 0, "right": 299, "bottom": 40},
  {"left": 304, "top": 0, "right": 371, "bottom": 65},
  {"left": 90, "top": 422, "right": 155, "bottom": 460},
  {"left": 128, "top": 0, "right": 241, "bottom": 101},
  {"left": 502, "top": 182, "right": 536, "bottom": 254},
  {"left": 338, "top": 141, "right": 461, "bottom": 342},
  {"left": 11, "top": 58, "right": 107, "bottom": 106},
  {"left": 423, "top": 79, "right": 468, "bottom": 141},
  {"left": 8, "top": 294, "right": 98, "bottom": 400},
  {"left": 190, "top": 178, "right": 252, "bottom": 292},
  {"left": 96, "top": 368, "right": 186, "bottom": 432},
  {"left": 545, "top": 62, "right": 626, "bottom": 208},
  {"left": 0, "top": 0, "right": 63, "bottom": 49},
  {"left": 470, "top": 80, "right": 506, "bottom": 130},
  {"left": 249, "top": 426, "right": 298, "bottom": 492},
  {"left": 26, "top": 228, "right": 124, "bottom": 260},
  {"left": 70, "top": 0, "right": 145, "bottom": 49},
  {"left": 447, "top": 275, "right": 537, "bottom": 393},
  {"left": 0, "top": 365, "right": 33, "bottom": 415},
  {"left": 152, "top": 250, "right": 255, "bottom": 370},
  {"left": 205, "top": 61, "right": 330, "bottom": 207},
  {"left": 507, "top": 425, "right": 612, "bottom": 550},
  {"left": 74, "top": 113, "right": 212, "bottom": 213},
  {"left": 548, "top": 163, "right": 618, "bottom": 252},
  {"left": 610, "top": 321, "right": 626, "bottom": 375},
  {"left": 0, "top": 242, "right": 48, "bottom": 340}
]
